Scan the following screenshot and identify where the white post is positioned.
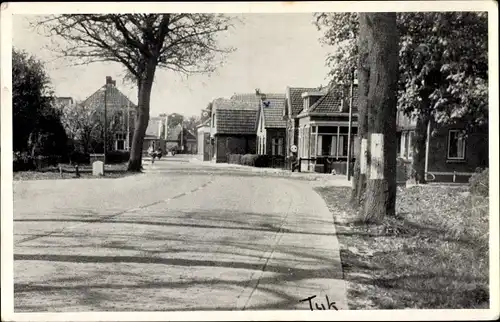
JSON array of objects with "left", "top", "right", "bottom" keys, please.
[
  {"left": 369, "top": 133, "right": 384, "bottom": 179},
  {"left": 360, "top": 138, "right": 368, "bottom": 175}
]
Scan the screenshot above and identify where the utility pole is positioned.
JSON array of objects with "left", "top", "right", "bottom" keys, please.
[
  {"left": 346, "top": 68, "right": 355, "bottom": 181},
  {"left": 126, "top": 100, "right": 130, "bottom": 151}
]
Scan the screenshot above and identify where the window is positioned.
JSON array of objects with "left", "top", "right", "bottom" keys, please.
[
  {"left": 271, "top": 137, "right": 284, "bottom": 156},
  {"left": 278, "top": 137, "right": 284, "bottom": 156},
  {"left": 317, "top": 135, "right": 335, "bottom": 156},
  {"left": 448, "top": 130, "right": 466, "bottom": 160},
  {"left": 115, "top": 133, "right": 126, "bottom": 151},
  {"left": 408, "top": 131, "right": 415, "bottom": 159},
  {"left": 396, "top": 132, "right": 402, "bottom": 156}
]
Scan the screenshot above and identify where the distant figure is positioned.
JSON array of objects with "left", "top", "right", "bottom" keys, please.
[{"left": 148, "top": 146, "right": 155, "bottom": 164}]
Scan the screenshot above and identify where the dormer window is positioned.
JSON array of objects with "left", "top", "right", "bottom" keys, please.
[{"left": 301, "top": 91, "right": 324, "bottom": 112}]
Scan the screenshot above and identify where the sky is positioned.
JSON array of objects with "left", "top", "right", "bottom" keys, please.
[{"left": 13, "top": 13, "right": 333, "bottom": 118}]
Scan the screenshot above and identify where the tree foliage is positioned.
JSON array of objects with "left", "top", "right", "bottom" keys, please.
[
  {"left": 12, "top": 48, "right": 67, "bottom": 157},
  {"left": 314, "top": 12, "right": 488, "bottom": 128},
  {"left": 183, "top": 115, "right": 201, "bottom": 135},
  {"left": 35, "top": 14, "right": 234, "bottom": 171}
]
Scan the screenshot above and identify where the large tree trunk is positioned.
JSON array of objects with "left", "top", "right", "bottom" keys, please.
[
  {"left": 350, "top": 17, "right": 371, "bottom": 208},
  {"left": 127, "top": 65, "right": 156, "bottom": 172},
  {"left": 412, "top": 94, "right": 431, "bottom": 184},
  {"left": 360, "top": 13, "right": 399, "bottom": 223}
]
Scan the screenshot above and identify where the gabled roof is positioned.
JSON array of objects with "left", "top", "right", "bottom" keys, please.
[
  {"left": 286, "top": 87, "right": 321, "bottom": 118},
  {"left": 211, "top": 96, "right": 259, "bottom": 135},
  {"left": 262, "top": 107, "right": 286, "bottom": 128},
  {"left": 145, "top": 117, "right": 164, "bottom": 138},
  {"left": 299, "top": 85, "right": 359, "bottom": 116},
  {"left": 212, "top": 97, "right": 257, "bottom": 111},
  {"left": 183, "top": 129, "right": 197, "bottom": 141},
  {"left": 197, "top": 118, "right": 211, "bottom": 128},
  {"left": 216, "top": 109, "right": 258, "bottom": 134},
  {"left": 82, "top": 84, "right": 136, "bottom": 111}
]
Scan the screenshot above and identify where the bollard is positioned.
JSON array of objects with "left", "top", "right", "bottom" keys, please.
[
  {"left": 75, "top": 164, "right": 80, "bottom": 178},
  {"left": 59, "top": 164, "right": 63, "bottom": 178}
]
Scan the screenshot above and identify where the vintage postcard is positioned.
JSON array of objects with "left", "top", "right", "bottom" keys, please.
[{"left": 1, "top": 1, "right": 498, "bottom": 321}]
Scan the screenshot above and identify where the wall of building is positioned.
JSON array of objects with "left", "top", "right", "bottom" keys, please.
[
  {"left": 265, "top": 128, "right": 286, "bottom": 156},
  {"left": 427, "top": 123, "right": 488, "bottom": 174},
  {"left": 215, "top": 135, "right": 257, "bottom": 163}
]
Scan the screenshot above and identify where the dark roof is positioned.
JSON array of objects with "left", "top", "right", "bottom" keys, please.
[
  {"left": 287, "top": 87, "right": 320, "bottom": 117},
  {"left": 213, "top": 97, "right": 257, "bottom": 111},
  {"left": 263, "top": 107, "right": 286, "bottom": 128},
  {"left": 183, "top": 129, "right": 197, "bottom": 141},
  {"left": 307, "top": 85, "right": 359, "bottom": 115},
  {"left": 215, "top": 109, "right": 258, "bottom": 135}
]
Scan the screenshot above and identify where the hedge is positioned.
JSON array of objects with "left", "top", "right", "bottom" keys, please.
[
  {"left": 106, "top": 151, "right": 130, "bottom": 164},
  {"left": 230, "top": 154, "right": 270, "bottom": 168}
]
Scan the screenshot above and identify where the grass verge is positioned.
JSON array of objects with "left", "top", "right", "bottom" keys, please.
[
  {"left": 315, "top": 185, "right": 489, "bottom": 309},
  {"left": 13, "top": 163, "right": 140, "bottom": 181}
]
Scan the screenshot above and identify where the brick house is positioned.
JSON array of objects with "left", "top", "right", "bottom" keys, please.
[
  {"left": 295, "top": 85, "right": 359, "bottom": 173},
  {"left": 255, "top": 93, "right": 287, "bottom": 167},
  {"left": 283, "top": 87, "right": 321, "bottom": 163},
  {"left": 81, "top": 76, "right": 136, "bottom": 152},
  {"left": 396, "top": 111, "right": 488, "bottom": 182},
  {"left": 209, "top": 97, "right": 259, "bottom": 163}
]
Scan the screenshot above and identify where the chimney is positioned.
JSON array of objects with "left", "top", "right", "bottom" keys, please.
[{"left": 106, "top": 76, "right": 113, "bottom": 85}]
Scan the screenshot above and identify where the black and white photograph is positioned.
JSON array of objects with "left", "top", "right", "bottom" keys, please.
[{"left": 1, "top": 1, "right": 498, "bottom": 321}]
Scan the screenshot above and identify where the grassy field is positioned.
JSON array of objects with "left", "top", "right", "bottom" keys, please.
[
  {"left": 315, "top": 184, "right": 489, "bottom": 310},
  {"left": 13, "top": 163, "right": 140, "bottom": 181}
]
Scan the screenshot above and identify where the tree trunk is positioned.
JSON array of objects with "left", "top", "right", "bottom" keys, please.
[
  {"left": 350, "top": 17, "right": 371, "bottom": 208},
  {"left": 360, "top": 13, "right": 399, "bottom": 223},
  {"left": 412, "top": 95, "right": 431, "bottom": 184},
  {"left": 127, "top": 65, "right": 156, "bottom": 172}
]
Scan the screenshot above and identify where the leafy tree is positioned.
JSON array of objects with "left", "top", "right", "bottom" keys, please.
[
  {"left": 59, "top": 101, "right": 98, "bottom": 154},
  {"left": 12, "top": 48, "right": 67, "bottom": 157},
  {"left": 35, "top": 14, "right": 234, "bottom": 171},
  {"left": 167, "top": 113, "right": 184, "bottom": 129},
  {"left": 314, "top": 12, "right": 488, "bottom": 191},
  {"left": 183, "top": 115, "right": 201, "bottom": 136}
]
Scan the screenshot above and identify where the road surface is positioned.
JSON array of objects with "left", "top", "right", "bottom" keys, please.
[{"left": 13, "top": 158, "right": 348, "bottom": 311}]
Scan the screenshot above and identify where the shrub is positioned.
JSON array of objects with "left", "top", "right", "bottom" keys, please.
[
  {"left": 469, "top": 168, "right": 488, "bottom": 197},
  {"left": 13, "top": 152, "right": 35, "bottom": 172},
  {"left": 238, "top": 154, "right": 271, "bottom": 167},
  {"left": 255, "top": 154, "right": 271, "bottom": 168},
  {"left": 228, "top": 154, "right": 243, "bottom": 164},
  {"left": 241, "top": 154, "right": 258, "bottom": 166},
  {"left": 106, "top": 151, "right": 130, "bottom": 164},
  {"left": 69, "top": 151, "right": 90, "bottom": 165}
]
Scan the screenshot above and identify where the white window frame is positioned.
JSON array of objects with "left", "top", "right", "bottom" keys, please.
[{"left": 447, "top": 129, "right": 466, "bottom": 160}]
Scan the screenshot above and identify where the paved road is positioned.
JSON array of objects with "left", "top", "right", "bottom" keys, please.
[{"left": 13, "top": 158, "right": 348, "bottom": 311}]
